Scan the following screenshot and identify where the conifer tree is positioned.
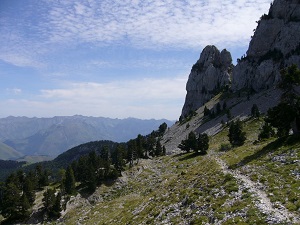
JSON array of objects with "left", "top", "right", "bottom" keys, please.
[
  {"left": 216, "top": 102, "right": 221, "bottom": 114},
  {"left": 114, "top": 145, "right": 126, "bottom": 174},
  {"left": 1, "top": 182, "right": 21, "bottom": 220},
  {"left": 50, "top": 192, "right": 62, "bottom": 219},
  {"left": 258, "top": 122, "right": 275, "bottom": 140},
  {"left": 64, "top": 166, "right": 76, "bottom": 195},
  {"left": 136, "top": 134, "right": 145, "bottom": 158},
  {"left": 162, "top": 146, "right": 166, "bottom": 156},
  {"left": 178, "top": 131, "right": 198, "bottom": 152},
  {"left": 265, "top": 65, "right": 300, "bottom": 136},
  {"left": 19, "top": 193, "right": 31, "bottom": 219},
  {"left": 197, "top": 133, "right": 209, "bottom": 154},
  {"left": 204, "top": 106, "right": 210, "bottom": 116},
  {"left": 23, "top": 176, "right": 35, "bottom": 205},
  {"left": 251, "top": 104, "right": 260, "bottom": 118},
  {"left": 155, "top": 140, "right": 163, "bottom": 156},
  {"left": 228, "top": 119, "right": 246, "bottom": 147},
  {"left": 223, "top": 101, "right": 227, "bottom": 110}
]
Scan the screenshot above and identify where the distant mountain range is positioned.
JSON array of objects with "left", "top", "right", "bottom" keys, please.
[{"left": 0, "top": 116, "right": 173, "bottom": 160}]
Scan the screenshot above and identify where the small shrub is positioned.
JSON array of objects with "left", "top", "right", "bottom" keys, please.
[{"left": 219, "top": 143, "right": 232, "bottom": 152}]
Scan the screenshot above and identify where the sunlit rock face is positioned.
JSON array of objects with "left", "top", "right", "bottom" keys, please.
[
  {"left": 181, "top": 45, "right": 233, "bottom": 117},
  {"left": 181, "top": 0, "right": 300, "bottom": 117},
  {"left": 232, "top": 0, "right": 300, "bottom": 92}
]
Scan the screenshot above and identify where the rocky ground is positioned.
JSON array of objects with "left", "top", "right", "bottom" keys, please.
[{"left": 215, "top": 157, "right": 299, "bottom": 224}]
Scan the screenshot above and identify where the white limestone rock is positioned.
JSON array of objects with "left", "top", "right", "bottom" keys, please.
[
  {"left": 232, "top": 0, "right": 300, "bottom": 92},
  {"left": 181, "top": 45, "right": 232, "bottom": 116}
]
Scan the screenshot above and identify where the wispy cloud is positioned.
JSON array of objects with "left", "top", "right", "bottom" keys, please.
[
  {"left": 43, "top": 0, "right": 272, "bottom": 48},
  {"left": 0, "top": 0, "right": 272, "bottom": 68},
  {"left": 0, "top": 76, "right": 187, "bottom": 119},
  {"left": 6, "top": 88, "right": 22, "bottom": 95}
]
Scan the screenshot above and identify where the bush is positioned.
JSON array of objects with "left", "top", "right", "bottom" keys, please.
[
  {"left": 219, "top": 143, "right": 232, "bottom": 152},
  {"left": 258, "top": 122, "right": 275, "bottom": 140}
]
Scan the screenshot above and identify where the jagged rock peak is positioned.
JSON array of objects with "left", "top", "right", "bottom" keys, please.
[
  {"left": 232, "top": 0, "right": 300, "bottom": 92},
  {"left": 181, "top": 45, "right": 233, "bottom": 117}
]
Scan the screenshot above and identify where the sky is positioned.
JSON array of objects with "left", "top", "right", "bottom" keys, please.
[{"left": 0, "top": 0, "right": 272, "bottom": 120}]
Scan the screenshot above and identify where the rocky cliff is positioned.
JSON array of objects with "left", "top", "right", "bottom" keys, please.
[
  {"left": 182, "top": 0, "right": 300, "bottom": 115},
  {"left": 232, "top": 0, "right": 300, "bottom": 91},
  {"left": 181, "top": 45, "right": 233, "bottom": 116}
]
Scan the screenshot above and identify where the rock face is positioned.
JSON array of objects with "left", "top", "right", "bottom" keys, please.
[
  {"left": 181, "top": 45, "right": 233, "bottom": 116},
  {"left": 181, "top": 0, "right": 300, "bottom": 116},
  {"left": 232, "top": 0, "right": 300, "bottom": 91}
]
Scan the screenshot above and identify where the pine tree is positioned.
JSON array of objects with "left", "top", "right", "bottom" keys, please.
[
  {"left": 158, "top": 122, "right": 168, "bottom": 135},
  {"left": 19, "top": 193, "right": 31, "bottom": 219},
  {"left": 216, "top": 102, "right": 221, "bottom": 115},
  {"left": 258, "top": 122, "right": 275, "bottom": 140},
  {"left": 1, "top": 182, "right": 21, "bottom": 220},
  {"left": 187, "top": 131, "right": 198, "bottom": 151},
  {"left": 43, "top": 188, "right": 56, "bottom": 212},
  {"left": 127, "top": 139, "right": 137, "bottom": 166},
  {"left": 178, "top": 131, "right": 198, "bottom": 152},
  {"left": 223, "top": 101, "right": 227, "bottom": 110},
  {"left": 86, "top": 163, "right": 97, "bottom": 192},
  {"left": 265, "top": 65, "right": 300, "bottom": 136},
  {"left": 204, "top": 106, "right": 210, "bottom": 116},
  {"left": 23, "top": 176, "right": 35, "bottom": 205},
  {"left": 155, "top": 140, "right": 163, "bottom": 156},
  {"left": 64, "top": 166, "right": 76, "bottom": 195},
  {"left": 136, "top": 134, "right": 145, "bottom": 158},
  {"left": 162, "top": 146, "right": 166, "bottom": 156},
  {"left": 251, "top": 104, "right": 260, "bottom": 118},
  {"left": 197, "top": 133, "right": 209, "bottom": 155},
  {"left": 114, "top": 145, "right": 126, "bottom": 174},
  {"left": 228, "top": 119, "right": 246, "bottom": 147},
  {"left": 49, "top": 192, "right": 62, "bottom": 219}
]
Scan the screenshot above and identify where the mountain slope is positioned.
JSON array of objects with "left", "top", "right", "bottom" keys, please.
[
  {"left": 162, "top": 88, "right": 282, "bottom": 154},
  {"left": 57, "top": 119, "right": 300, "bottom": 224},
  {"left": 0, "top": 141, "right": 23, "bottom": 160},
  {"left": 0, "top": 116, "right": 173, "bottom": 158}
]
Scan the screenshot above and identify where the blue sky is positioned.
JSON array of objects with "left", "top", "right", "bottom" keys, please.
[{"left": 0, "top": 0, "right": 272, "bottom": 120}]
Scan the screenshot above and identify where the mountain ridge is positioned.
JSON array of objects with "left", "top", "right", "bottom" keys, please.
[{"left": 0, "top": 115, "right": 173, "bottom": 159}]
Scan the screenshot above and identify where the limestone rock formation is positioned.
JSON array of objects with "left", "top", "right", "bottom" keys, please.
[
  {"left": 181, "top": 45, "right": 233, "bottom": 117},
  {"left": 232, "top": 0, "right": 300, "bottom": 92}
]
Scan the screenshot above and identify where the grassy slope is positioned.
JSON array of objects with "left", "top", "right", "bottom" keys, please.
[
  {"left": 0, "top": 142, "right": 23, "bottom": 160},
  {"left": 215, "top": 119, "right": 300, "bottom": 215},
  {"left": 16, "top": 155, "right": 55, "bottom": 164},
  {"left": 60, "top": 118, "right": 299, "bottom": 225}
]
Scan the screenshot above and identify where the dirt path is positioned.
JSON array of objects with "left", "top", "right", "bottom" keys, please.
[{"left": 215, "top": 157, "right": 300, "bottom": 224}]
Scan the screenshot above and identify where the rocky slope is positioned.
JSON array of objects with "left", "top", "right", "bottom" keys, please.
[{"left": 163, "top": 88, "right": 283, "bottom": 154}]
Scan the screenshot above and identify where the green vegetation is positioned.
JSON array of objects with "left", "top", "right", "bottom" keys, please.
[
  {"left": 251, "top": 104, "right": 260, "bottom": 118},
  {"left": 265, "top": 65, "right": 300, "bottom": 136},
  {"left": 0, "top": 142, "right": 23, "bottom": 160},
  {"left": 228, "top": 119, "right": 246, "bottom": 147},
  {"left": 178, "top": 131, "right": 209, "bottom": 154},
  {"left": 214, "top": 118, "right": 300, "bottom": 217}
]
